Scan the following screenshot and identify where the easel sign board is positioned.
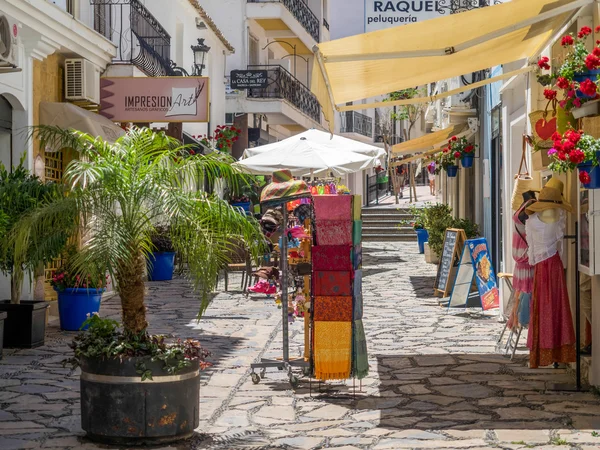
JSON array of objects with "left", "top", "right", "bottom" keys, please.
[
  {"left": 449, "top": 238, "right": 500, "bottom": 311},
  {"left": 434, "top": 228, "right": 466, "bottom": 297}
]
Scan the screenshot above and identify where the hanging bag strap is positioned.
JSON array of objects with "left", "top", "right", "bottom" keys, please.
[{"left": 516, "top": 135, "right": 530, "bottom": 178}]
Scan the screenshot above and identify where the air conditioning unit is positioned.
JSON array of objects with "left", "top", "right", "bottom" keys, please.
[
  {"left": 0, "top": 14, "right": 19, "bottom": 68},
  {"left": 65, "top": 58, "right": 100, "bottom": 104}
]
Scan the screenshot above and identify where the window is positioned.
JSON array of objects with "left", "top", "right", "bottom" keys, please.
[
  {"left": 48, "top": 0, "right": 75, "bottom": 15},
  {"left": 94, "top": 4, "right": 112, "bottom": 40},
  {"left": 249, "top": 35, "right": 260, "bottom": 66}
]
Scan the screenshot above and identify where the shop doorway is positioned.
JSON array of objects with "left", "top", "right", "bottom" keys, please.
[
  {"left": 0, "top": 95, "right": 13, "bottom": 170},
  {"left": 490, "top": 106, "right": 502, "bottom": 269}
]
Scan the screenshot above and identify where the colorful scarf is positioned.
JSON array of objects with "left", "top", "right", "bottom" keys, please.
[
  {"left": 313, "top": 296, "right": 353, "bottom": 322},
  {"left": 315, "top": 220, "right": 352, "bottom": 246},
  {"left": 353, "top": 220, "right": 362, "bottom": 245},
  {"left": 353, "top": 320, "right": 369, "bottom": 380},
  {"left": 352, "top": 245, "right": 362, "bottom": 270},
  {"left": 313, "top": 195, "right": 352, "bottom": 221},
  {"left": 313, "top": 245, "right": 352, "bottom": 271},
  {"left": 353, "top": 292, "right": 363, "bottom": 320},
  {"left": 353, "top": 195, "right": 362, "bottom": 220},
  {"left": 314, "top": 321, "right": 352, "bottom": 380},
  {"left": 314, "top": 271, "right": 353, "bottom": 296}
]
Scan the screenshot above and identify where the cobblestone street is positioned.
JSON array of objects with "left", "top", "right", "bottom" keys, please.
[{"left": 2, "top": 242, "right": 600, "bottom": 450}]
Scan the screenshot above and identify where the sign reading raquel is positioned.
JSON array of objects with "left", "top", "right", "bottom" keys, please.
[
  {"left": 100, "top": 77, "right": 209, "bottom": 123},
  {"left": 364, "top": 1, "right": 448, "bottom": 32}
]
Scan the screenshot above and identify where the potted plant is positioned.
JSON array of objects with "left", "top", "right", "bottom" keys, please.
[
  {"left": 536, "top": 26, "right": 600, "bottom": 119},
  {"left": 51, "top": 245, "right": 108, "bottom": 331},
  {"left": 434, "top": 148, "right": 459, "bottom": 177},
  {"left": 147, "top": 226, "right": 176, "bottom": 281},
  {"left": 198, "top": 125, "right": 241, "bottom": 153},
  {"left": 448, "top": 135, "right": 476, "bottom": 168},
  {"left": 401, "top": 204, "right": 429, "bottom": 254},
  {"left": 18, "top": 126, "right": 266, "bottom": 444},
  {"left": 548, "top": 129, "right": 600, "bottom": 188},
  {"left": 0, "top": 159, "right": 68, "bottom": 348}
]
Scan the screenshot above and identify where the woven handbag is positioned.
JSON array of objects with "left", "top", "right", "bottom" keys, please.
[{"left": 511, "top": 135, "right": 537, "bottom": 211}]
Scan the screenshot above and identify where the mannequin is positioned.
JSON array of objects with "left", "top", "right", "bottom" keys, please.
[
  {"left": 525, "top": 179, "right": 576, "bottom": 369},
  {"left": 508, "top": 190, "right": 537, "bottom": 330}
]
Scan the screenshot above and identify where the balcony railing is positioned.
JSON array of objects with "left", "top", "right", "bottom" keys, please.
[
  {"left": 323, "top": 18, "right": 329, "bottom": 31},
  {"left": 90, "top": 0, "right": 172, "bottom": 77},
  {"left": 340, "top": 111, "right": 373, "bottom": 138},
  {"left": 248, "top": 0, "right": 320, "bottom": 42},
  {"left": 247, "top": 65, "right": 320, "bottom": 123}
]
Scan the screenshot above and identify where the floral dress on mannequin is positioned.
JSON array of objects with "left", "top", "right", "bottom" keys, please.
[{"left": 525, "top": 179, "right": 576, "bottom": 369}]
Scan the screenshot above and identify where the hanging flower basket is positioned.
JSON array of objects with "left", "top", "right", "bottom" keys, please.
[
  {"left": 461, "top": 155, "right": 474, "bottom": 168},
  {"left": 446, "top": 165, "right": 458, "bottom": 177},
  {"left": 574, "top": 70, "right": 600, "bottom": 99},
  {"left": 578, "top": 161, "right": 600, "bottom": 189}
]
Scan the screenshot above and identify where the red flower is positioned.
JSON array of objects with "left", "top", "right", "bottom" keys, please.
[
  {"left": 543, "top": 89, "right": 557, "bottom": 100},
  {"left": 565, "top": 130, "right": 581, "bottom": 144},
  {"left": 569, "top": 149, "right": 586, "bottom": 164},
  {"left": 454, "top": 151, "right": 461, "bottom": 158},
  {"left": 556, "top": 77, "right": 570, "bottom": 89},
  {"left": 189, "top": 149, "right": 195, "bottom": 155},
  {"left": 579, "top": 78, "right": 598, "bottom": 97},
  {"left": 551, "top": 131, "right": 562, "bottom": 141},
  {"left": 443, "top": 148, "right": 449, "bottom": 153},
  {"left": 580, "top": 170, "right": 591, "bottom": 185},
  {"left": 561, "top": 35, "right": 574, "bottom": 46},
  {"left": 594, "top": 47, "right": 600, "bottom": 57},
  {"left": 585, "top": 54, "right": 600, "bottom": 70},
  {"left": 578, "top": 26, "right": 593, "bottom": 38},
  {"left": 562, "top": 140, "right": 575, "bottom": 153},
  {"left": 451, "top": 136, "right": 458, "bottom": 142},
  {"left": 464, "top": 145, "right": 474, "bottom": 153},
  {"left": 596, "top": 26, "right": 600, "bottom": 33},
  {"left": 537, "top": 56, "right": 550, "bottom": 70},
  {"left": 557, "top": 151, "right": 567, "bottom": 161}
]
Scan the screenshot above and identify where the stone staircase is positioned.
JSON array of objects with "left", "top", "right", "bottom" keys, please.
[{"left": 361, "top": 207, "right": 418, "bottom": 242}]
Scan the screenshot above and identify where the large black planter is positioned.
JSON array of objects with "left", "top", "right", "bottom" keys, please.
[
  {"left": 0, "top": 300, "right": 49, "bottom": 348},
  {"left": 80, "top": 356, "right": 200, "bottom": 445},
  {"left": 0, "top": 311, "right": 6, "bottom": 359}
]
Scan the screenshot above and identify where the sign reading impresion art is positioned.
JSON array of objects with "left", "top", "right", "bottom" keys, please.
[
  {"left": 364, "top": 1, "right": 448, "bottom": 32},
  {"left": 99, "top": 77, "right": 209, "bottom": 123}
]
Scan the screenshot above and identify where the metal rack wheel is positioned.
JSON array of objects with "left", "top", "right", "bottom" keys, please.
[
  {"left": 289, "top": 374, "right": 299, "bottom": 388},
  {"left": 302, "top": 367, "right": 311, "bottom": 377},
  {"left": 251, "top": 372, "right": 261, "bottom": 384},
  {"left": 260, "top": 368, "right": 267, "bottom": 379}
]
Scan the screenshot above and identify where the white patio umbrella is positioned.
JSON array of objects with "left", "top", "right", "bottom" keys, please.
[
  {"left": 234, "top": 137, "right": 374, "bottom": 176},
  {"left": 242, "top": 129, "right": 386, "bottom": 160}
]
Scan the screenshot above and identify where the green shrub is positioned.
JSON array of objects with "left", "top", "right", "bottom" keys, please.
[{"left": 420, "top": 203, "right": 480, "bottom": 256}]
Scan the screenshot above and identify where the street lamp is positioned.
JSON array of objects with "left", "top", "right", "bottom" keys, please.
[{"left": 191, "top": 38, "right": 210, "bottom": 76}]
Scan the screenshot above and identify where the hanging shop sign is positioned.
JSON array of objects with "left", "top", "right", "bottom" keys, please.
[
  {"left": 364, "top": 1, "right": 448, "bottom": 32},
  {"left": 99, "top": 77, "right": 209, "bottom": 123},
  {"left": 230, "top": 70, "right": 269, "bottom": 89},
  {"left": 434, "top": 228, "right": 466, "bottom": 297},
  {"left": 449, "top": 238, "right": 499, "bottom": 311}
]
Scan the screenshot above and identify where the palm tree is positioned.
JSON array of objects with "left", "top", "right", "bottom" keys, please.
[{"left": 14, "top": 127, "right": 266, "bottom": 334}]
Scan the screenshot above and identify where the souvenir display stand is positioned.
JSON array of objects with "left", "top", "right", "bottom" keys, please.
[{"left": 311, "top": 194, "right": 368, "bottom": 386}]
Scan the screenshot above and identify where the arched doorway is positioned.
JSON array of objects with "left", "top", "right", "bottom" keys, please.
[{"left": 0, "top": 95, "right": 13, "bottom": 170}]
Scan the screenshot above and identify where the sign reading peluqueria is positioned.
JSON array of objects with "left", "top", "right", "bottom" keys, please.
[
  {"left": 99, "top": 77, "right": 210, "bottom": 123},
  {"left": 364, "top": 1, "right": 448, "bottom": 32}
]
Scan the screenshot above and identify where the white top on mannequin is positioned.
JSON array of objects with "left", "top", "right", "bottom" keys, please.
[{"left": 525, "top": 209, "right": 566, "bottom": 266}]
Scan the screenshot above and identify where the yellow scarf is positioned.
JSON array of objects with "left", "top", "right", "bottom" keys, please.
[{"left": 314, "top": 321, "right": 352, "bottom": 380}]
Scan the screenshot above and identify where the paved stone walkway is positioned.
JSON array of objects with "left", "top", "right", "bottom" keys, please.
[{"left": 1, "top": 242, "right": 600, "bottom": 450}]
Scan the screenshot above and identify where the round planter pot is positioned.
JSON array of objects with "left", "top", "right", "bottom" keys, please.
[
  {"left": 446, "top": 165, "right": 458, "bottom": 178},
  {"left": 461, "top": 155, "right": 474, "bottom": 168},
  {"left": 578, "top": 163, "right": 600, "bottom": 189},
  {"left": 574, "top": 70, "right": 600, "bottom": 98},
  {"left": 56, "top": 288, "right": 103, "bottom": 331},
  {"left": 80, "top": 356, "right": 200, "bottom": 445},
  {"left": 415, "top": 228, "right": 429, "bottom": 254},
  {"left": 147, "top": 252, "right": 176, "bottom": 281}
]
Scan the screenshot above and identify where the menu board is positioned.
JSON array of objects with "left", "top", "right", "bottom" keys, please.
[
  {"left": 434, "top": 229, "right": 466, "bottom": 297},
  {"left": 448, "top": 245, "right": 476, "bottom": 308}
]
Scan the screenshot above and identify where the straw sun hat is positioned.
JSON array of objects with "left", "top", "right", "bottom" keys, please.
[{"left": 525, "top": 178, "right": 572, "bottom": 214}]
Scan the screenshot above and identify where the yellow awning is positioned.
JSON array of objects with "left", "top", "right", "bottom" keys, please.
[
  {"left": 392, "top": 124, "right": 469, "bottom": 155},
  {"left": 312, "top": 0, "right": 589, "bottom": 129}
]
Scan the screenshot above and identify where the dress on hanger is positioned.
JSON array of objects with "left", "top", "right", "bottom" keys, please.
[
  {"left": 525, "top": 211, "right": 576, "bottom": 368},
  {"left": 508, "top": 200, "right": 535, "bottom": 329}
]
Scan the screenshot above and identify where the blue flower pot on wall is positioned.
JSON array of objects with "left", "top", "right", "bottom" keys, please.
[
  {"left": 147, "top": 252, "right": 176, "bottom": 281},
  {"left": 56, "top": 288, "right": 103, "bottom": 331},
  {"left": 231, "top": 202, "right": 251, "bottom": 213},
  {"left": 415, "top": 228, "right": 429, "bottom": 254},
  {"left": 574, "top": 69, "right": 600, "bottom": 98},
  {"left": 446, "top": 165, "right": 458, "bottom": 178},
  {"left": 461, "top": 155, "right": 474, "bottom": 168}
]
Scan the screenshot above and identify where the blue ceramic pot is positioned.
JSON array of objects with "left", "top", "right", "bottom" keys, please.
[
  {"left": 461, "top": 155, "right": 474, "bottom": 168},
  {"left": 446, "top": 165, "right": 458, "bottom": 178},
  {"left": 56, "top": 288, "right": 104, "bottom": 331},
  {"left": 147, "top": 252, "right": 176, "bottom": 281},
  {"left": 415, "top": 228, "right": 429, "bottom": 254},
  {"left": 574, "top": 70, "right": 600, "bottom": 98},
  {"left": 231, "top": 201, "right": 251, "bottom": 213}
]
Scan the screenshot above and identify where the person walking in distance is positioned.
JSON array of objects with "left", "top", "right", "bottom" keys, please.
[{"left": 427, "top": 162, "right": 436, "bottom": 196}]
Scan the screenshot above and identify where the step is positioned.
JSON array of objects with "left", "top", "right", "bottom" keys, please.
[
  {"left": 362, "top": 208, "right": 413, "bottom": 215},
  {"left": 362, "top": 226, "right": 415, "bottom": 234},
  {"left": 362, "top": 220, "right": 413, "bottom": 227},
  {"left": 361, "top": 213, "right": 413, "bottom": 220},
  {"left": 362, "top": 234, "right": 417, "bottom": 242}
]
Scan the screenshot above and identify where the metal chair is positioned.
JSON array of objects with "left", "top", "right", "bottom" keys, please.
[{"left": 223, "top": 243, "right": 252, "bottom": 293}]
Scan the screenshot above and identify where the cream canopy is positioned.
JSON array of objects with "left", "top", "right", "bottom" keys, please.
[
  {"left": 312, "top": 0, "right": 590, "bottom": 129},
  {"left": 392, "top": 124, "right": 469, "bottom": 155}
]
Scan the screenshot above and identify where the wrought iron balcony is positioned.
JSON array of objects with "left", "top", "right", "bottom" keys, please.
[
  {"left": 340, "top": 111, "right": 373, "bottom": 138},
  {"left": 246, "top": 65, "right": 320, "bottom": 123},
  {"left": 248, "top": 0, "right": 320, "bottom": 42},
  {"left": 90, "top": 0, "right": 172, "bottom": 77}
]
